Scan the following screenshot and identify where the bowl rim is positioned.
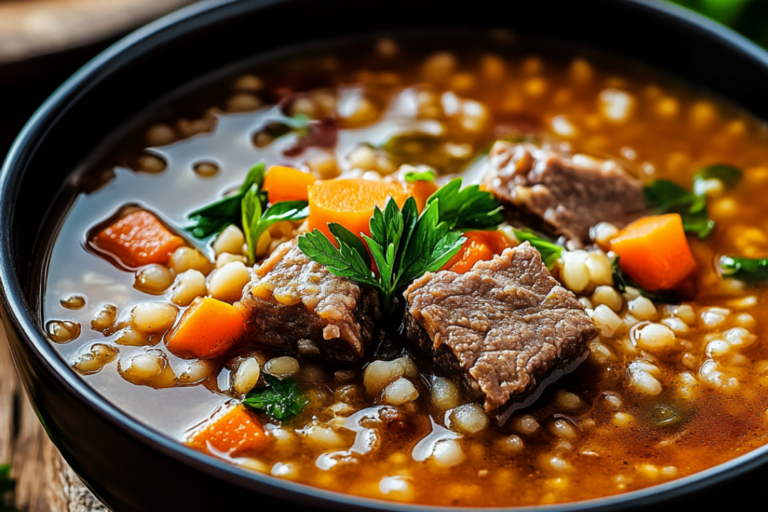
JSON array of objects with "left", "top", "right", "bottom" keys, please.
[{"left": 3, "top": 0, "right": 768, "bottom": 510}]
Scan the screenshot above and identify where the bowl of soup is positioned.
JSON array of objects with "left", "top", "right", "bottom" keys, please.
[{"left": 3, "top": 0, "right": 768, "bottom": 510}]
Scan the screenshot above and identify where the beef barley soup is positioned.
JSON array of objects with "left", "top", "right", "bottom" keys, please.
[{"left": 40, "top": 34, "right": 768, "bottom": 507}]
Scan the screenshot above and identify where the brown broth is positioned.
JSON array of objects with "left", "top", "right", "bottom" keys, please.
[{"left": 41, "top": 33, "right": 768, "bottom": 506}]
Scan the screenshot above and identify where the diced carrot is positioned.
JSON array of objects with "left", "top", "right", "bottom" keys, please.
[
  {"left": 408, "top": 179, "right": 439, "bottom": 211},
  {"left": 307, "top": 179, "right": 410, "bottom": 239},
  {"left": 263, "top": 165, "right": 317, "bottom": 203},
  {"left": 442, "top": 231, "right": 514, "bottom": 274},
  {"left": 610, "top": 213, "right": 697, "bottom": 291},
  {"left": 92, "top": 210, "right": 184, "bottom": 268},
  {"left": 166, "top": 297, "right": 245, "bottom": 359},
  {"left": 186, "top": 404, "right": 267, "bottom": 457}
]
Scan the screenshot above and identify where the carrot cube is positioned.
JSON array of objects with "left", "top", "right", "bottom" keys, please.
[
  {"left": 166, "top": 297, "right": 245, "bottom": 359},
  {"left": 186, "top": 405, "right": 267, "bottom": 457},
  {"left": 263, "top": 165, "right": 317, "bottom": 203},
  {"left": 442, "top": 231, "right": 514, "bottom": 274},
  {"left": 92, "top": 210, "right": 184, "bottom": 268}
]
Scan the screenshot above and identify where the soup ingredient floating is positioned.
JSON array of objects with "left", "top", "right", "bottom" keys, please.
[
  {"left": 242, "top": 374, "right": 308, "bottom": 422},
  {"left": 187, "top": 405, "right": 268, "bottom": 457},
  {"left": 92, "top": 210, "right": 184, "bottom": 268}
]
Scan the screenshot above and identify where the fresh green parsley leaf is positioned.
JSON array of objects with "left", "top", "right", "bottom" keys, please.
[
  {"left": 243, "top": 374, "right": 308, "bottom": 422},
  {"left": 644, "top": 164, "right": 741, "bottom": 240},
  {"left": 611, "top": 256, "right": 680, "bottom": 304},
  {"left": 299, "top": 197, "right": 465, "bottom": 313},
  {"left": 186, "top": 163, "right": 266, "bottom": 239},
  {"left": 426, "top": 177, "right": 504, "bottom": 231},
  {"left": 719, "top": 255, "right": 768, "bottom": 282},
  {"left": 242, "top": 184, "right": 308, "bottom": 264},
  {"left": 512, "top": 228, "right": 563, "bottom": 270},
  {"left": 695, "top": 164, "right": 743, "bottom": 188},
  {"left": 643, "top": 179, "right": 712, "bottom": 238},
  {"left": 404, "top": 168, "right": 436, "bottom": 182}
]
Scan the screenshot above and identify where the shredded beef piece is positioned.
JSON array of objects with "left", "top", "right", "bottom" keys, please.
[
  {"left": 241, "top": 239, "right": 379, "bottom": 363},
  {"left": 404, "top": 242, "right": 597, "bottom": 418},
  {"left": 483, "top": 141, "right": 646, "bottom": 246}
]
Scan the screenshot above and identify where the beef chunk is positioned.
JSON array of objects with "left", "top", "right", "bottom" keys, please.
[
  {"left": 403, "top": 242, "right": 597, "bottom": 420},
  {"left": 483, "top": 141, "right": 646, "bottom": 246},
  {"left": 241, "top": 239, "right": 379, "bottom": 363}
]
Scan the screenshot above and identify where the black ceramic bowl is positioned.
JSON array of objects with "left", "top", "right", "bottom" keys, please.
[{"left": 3, "top": 0, "right": 768, "bottom": 510}]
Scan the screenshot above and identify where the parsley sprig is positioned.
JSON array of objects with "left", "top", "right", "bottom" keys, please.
[
  {"left": 719, "top": 255, "right": 768, "bottom": 282},
  {"left": 512, "top": 228, "right": 563, "bottom": 270},
  {"left": 186, "top": 162, "right": 309, "bottom": 264},
  {"left": 243, "top": 374, "right": 308, "bottom": 422},
  {"left": 644, "top": 164, "right": 742, "bottom": 239},
  {"left": 299, "top": 196, "right": 464, "bottom": 313}
]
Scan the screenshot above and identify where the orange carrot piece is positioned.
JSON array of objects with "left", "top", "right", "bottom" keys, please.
[
  {"left": 442, "top": 231, "right": 514, "bottom": 274},
  {"left": 408, "top": 179, "right": 439, "bottom": 211},
  {"left": 166, "top": 297, "right": 245, "bottom": 359},
  {"left": 263, "top": 165, "right": 317, "bottom": 203},
  {"left": 92, "top": 210, "right": 184, "bottom": 268},
  {"left": 610, "top": 213, "right": 697, "bottom": 291},
  {"left": 186, "top": 404, "right": 267, "bottom": 457},
  {"left": 307, "top": 179, "right": 410, "bottom": 239}
]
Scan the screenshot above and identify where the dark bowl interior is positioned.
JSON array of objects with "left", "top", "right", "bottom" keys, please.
[{"left": 3, "top": 0, "right": 768, "bottom": 510}]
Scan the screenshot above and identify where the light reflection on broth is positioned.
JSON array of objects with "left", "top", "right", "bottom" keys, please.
[{"left": 41, "top": 33, "right": 768, "bottom": 506}]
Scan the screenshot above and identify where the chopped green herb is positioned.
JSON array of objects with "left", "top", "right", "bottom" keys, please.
[
  {"left": 242, "top": 183, "right": 308, "bottom": 264},
  {"left": 243, "top": 374, "right": 308, "bottom": 422},
  {"left": 719, "top": 255, "right": 768, "bottom": 282},
  {"left": 611, "top": 256, "right": 680, "bottom": 304},
  {"left": 186, "top": 163, "right": 266, "bottom": 239},
  {"left": 404, "top": 168, "right": 436, "bottom": 182},
  {"left": 299, "top": 197, "right": 464, "bottom": 313},
  {"left": 511, "top": 228, "right": 563, "bottom": 270},
  {"left": 426, "top": 177, "right": 504, "bottom": 231},
  {"left": 644, "top": 164, "right": 742, "bottom": 239}
]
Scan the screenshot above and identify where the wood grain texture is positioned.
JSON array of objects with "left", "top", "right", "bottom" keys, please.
[
  {"left": 0, "top": 0, "right": 197, "bottom": 63},
  {"left": 0, "top": 324, "right": 106, "bottom": 511}
]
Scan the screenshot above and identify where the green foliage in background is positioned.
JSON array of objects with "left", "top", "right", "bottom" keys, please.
[{"left": 671, "top": 0, "right": 768, "bottom": 47}]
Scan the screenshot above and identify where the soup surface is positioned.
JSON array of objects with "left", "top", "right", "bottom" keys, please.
[{"left": 41, "top": 33, "right": 768, "bottom": 507}]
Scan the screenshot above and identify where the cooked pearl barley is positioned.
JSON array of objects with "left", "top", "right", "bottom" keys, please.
[
  {"left": 72, "top": 343, "right": 118, "bottom": 374},
  {"left": 592, "top": 286, "right": 623, "bottom": 312},
  {"left": 91, "top": 304, "right": 118, "bottom": 332},
  {"left": 114, "top": 326, "right": 147, "bottom": 346},
  {"left": 635, "top": 323, "right": 676, "bottom": 351},
  {"left": 585, "top": 251, "right": 613, "bottom": 286},
  {"left": 628, "top": 296, "right": 657, "bottom": 320},
  {"left": 431, "top": 377, "right": 460, "bottom": 411},
  {"left": 592, "top": 222, "right": 619, "bottom": 247},
  {"left": 734, "top": 312, "right": 756, "bottom": 328},
  {"left": 233, "top": 358, "right": 261, "bottom": 395},
  {"left": 208, "top": 261, "right": 251, "bottom": 303},
  {"left": 364, "top": 357, "right": 418, "bottom": 395},
  {"left": 169, "top": 246, "right": 214, "bottom": 276},
  {"left": 513, "top": 415, "right": 540, "bottom": 435},
  {"left": 560, "top": 251, "right": 590, "bottom": 292},
  {"left": 119, "top": 350, "right": 169, "bottom": 385},
  {"left": 171, "top": 270, "right": 207, "bottom": 306},
  {"left": 589, "top": 341, "right": 616, "bottom": 364},
  {"left": 61, "top": 295, "right": 86, "bottom": 310},
  {"left": 542, "top": 454, "right": 574, "bottom": 473},
  {"left": 131, "top": 303, "right": 177, "bottom": 333},
  {"left": 661, "top": 317, "right": 689, "bottom": 335},
  {"left": 450, "top": 403, "right": 489, "bottom": 434},
  {"left": 422, "top": 52, "right": 456, "bottom": 83},
  {"left": 579, "top": 297, "right": 593, "bottom": 309},
  {"left": 706, "top": 339, "right": 731, "bottom": 358},
  {"left": 266, "top": 356, "right": 300, "bottom": 376},
  {"left": 213, "top": 225, "right": 245, "bottom": 256},
  {"left": 673, "top": 305, "right": 696, "bottom": 325},
  {"left": 382, "top": 378, "right": 419, "bottom": 406},
  {"left": 592, "top": 305, "right": 622, "bottom": 337},
  {"left": 496, "top": 435, "right": 525, "bottom": 455},
  {"left": 552, "top": 390, "right": 584, "bottom": 411},
  {"left": 134, "top": 264, "right": 174, "bottom": 294},
  {"left": 613, "top": 412, "right": 636, "bottom": 427},
  {"left": 303, "top": 425, "right": 345, "bottom": 448},
  {"left": 431, "top": 439, "right": 464, "bottom": 467},
  {"left": 548, "top": 419, "right": 578, "bottom": 440},
  {"left": 724, "top": 327, "right": 756, "bottom": 347},
  {"left": 628, "top": 362, "right": 662, "bottom": 395},
  {"left": 378, "top": 476, "right": 414, "bottom": 502},
  {"left": 701, "top": 308, "right": 728, "bottom": 328},
  {"left": 177, "top": 360, "right": 213, "bottom": 385}
]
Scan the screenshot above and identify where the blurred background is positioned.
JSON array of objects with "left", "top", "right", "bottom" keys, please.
[
  {"left": 0, "top": 0, "right": 765, "bottom": 510},
  {"left": 0, "top": 0, "right": 765, "bottom": 161}
]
